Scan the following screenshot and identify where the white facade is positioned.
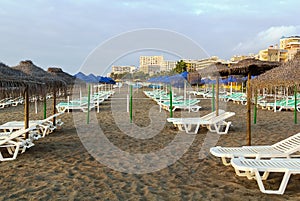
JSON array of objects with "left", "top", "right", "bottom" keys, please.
[{"left": 112, "top": 65, "right": 136, "bottom": 74}]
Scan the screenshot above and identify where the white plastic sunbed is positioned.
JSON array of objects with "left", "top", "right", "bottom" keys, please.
[
  {"left": 167, "top": 110, "right": 235, "bottom": 134},
  {"left": 231, "top": 158, "right": 300, "bottom": 194},
  {"left": 0, "top": 127, "right": 38, "bottom": 161},
  {"left": 210, "top": 133, "right": 300, "bottom": 166}
]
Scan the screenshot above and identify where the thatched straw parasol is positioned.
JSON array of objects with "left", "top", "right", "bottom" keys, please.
[
  {"left": 227, "top": 59, "right": 280, "bottom": 146},
  {"left": 13, "top": 60, "right": 66, "bottom": 91},
  {"left": 0, "top": 62, "right": 44, "bottom": 97},
  {"left": 198, "top": 59, "right": 280, "bottom": 146},
  {"left": 252, "top": 52, "right": 300, "bottom": 88},
  {"left": 47, "top": 67, "right": 82, "bottom": 86},
  {"left": 13, "top": 60, "right": 67, "bottom": 126},
  {"left": 0, "top": 62, "right": 46, "bottom": 138},
  {"left": 219, "top": 59, "right": 280, "bottom": 77},
  {"left": 252, "top": 52, "right": 300, "bottom": 124}
]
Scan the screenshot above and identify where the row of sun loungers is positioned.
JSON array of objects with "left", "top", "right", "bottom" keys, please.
[
  {"left": 210, "top": 133, "right": 300, "bottom": 194},
  {"left": 0, "top": 112, "right": 64, "bottom": 161},
  {"left": 144, "top": 90, "right": 202, "bottom": 112},
  {"left": 193, "top": 90, "right": 300, "bottom": 112},
  {"left": 0, "top": 97, "right": 24, "bottom": 108},
  {"left": 56, "top": 91, "right": 114, "bottom": 113}
]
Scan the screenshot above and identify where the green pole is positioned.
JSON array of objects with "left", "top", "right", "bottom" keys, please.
[
  {"left": 130, "top": 85, "right": 133, "bottom": 123},
  {"left": 43, "top": 95, "right": 47, "bottom": 119},
  {"left": 212, "top": 84, "right": 215, "bottom": 112},
  {"left": 169, "top": 85, "right": 173, "bottom": 118},
  {"left": 87, "top": 84, "right": 91, "bottom": 124},
  {"left": 254, "top": 90, "right": 257, "bottom": 124},
  {"left": 294, "top": 85, "right": 297, "bottom": 124}
]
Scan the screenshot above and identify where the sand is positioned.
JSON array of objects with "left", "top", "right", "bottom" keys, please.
[{"left": 0, "top": 87, "right": 300, "bottom": 201}]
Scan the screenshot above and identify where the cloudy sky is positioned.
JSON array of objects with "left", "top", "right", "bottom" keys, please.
[{"left": 0, "top": 0, "right": 299, "bottom": 75}]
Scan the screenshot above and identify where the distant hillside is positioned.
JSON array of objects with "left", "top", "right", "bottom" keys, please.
[{"left": 74, "top": 72, "right": 100, "bottom": 83}]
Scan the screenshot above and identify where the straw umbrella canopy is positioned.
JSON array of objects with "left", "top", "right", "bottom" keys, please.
[
  {"left": 252, "top": 52, "right": 300, "bottom": 124},
  {"left": 0, "top": 62, "right": 45, "bottom": 98},
  {"left": 252, "top": 52, "right": 300, "bottom": 89},
  {"left": 13, "top": 61, "right": 67, "bottom": 92},
  {"left": 199, "top": 59, "right": 280, "bottom": 146},
  {"left": 13, "top": 60, "right": 67, "bottom": 126},
  {"left": 0, "top": 62, "right": 45, "bottom": 138},
  {"left": 47, "top": 67, "right": 84, "bottom": 87}
]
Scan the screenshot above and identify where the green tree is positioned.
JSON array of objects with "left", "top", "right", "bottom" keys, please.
[{"left": 173, "top": 60, "right": 187, "bottom": 73}]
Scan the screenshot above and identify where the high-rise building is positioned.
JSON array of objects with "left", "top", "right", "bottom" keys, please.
[
  {"left": 258, "top": 45, "right": 288, "bottom": 62},
  {"left": 139, "top": 56, "right": 164, "bottom": 75},
  {"left": 280, "top": 36, "right": 300, "bottom": 60},
  {"left": 161, "top": 60, "right": 177, "bottom": 72},
  {"left": 258, "top": 36, "right": 300, "bottom": 62}
]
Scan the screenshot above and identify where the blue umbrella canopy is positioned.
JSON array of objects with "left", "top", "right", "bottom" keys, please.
[
  {"left": 201, "top": 78, "right": 212, "bottom": 84},
  {"left": 227, "top": 76, "right": 238, "bottom": 83},
  {"left": 180, "top": 71, "right": 188, "bottom": 79},
  {"left": 99, "top": 76, "right": 116, "bottom": 84}
]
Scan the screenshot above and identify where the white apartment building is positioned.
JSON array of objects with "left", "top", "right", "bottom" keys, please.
[
  {"left": 161, "top": 60, "right": 177, "bottom": 72},
  {"left": 139, "top": 56, "right": 164, "bottom": 75},
  {"left": 111, "top": 65, "right": 137, "bottom": 74}
]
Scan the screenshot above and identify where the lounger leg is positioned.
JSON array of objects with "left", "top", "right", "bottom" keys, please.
[
  {"left": 221, "top": 157, "right": 231, "bottom": 166},
  {"left": 234, "top": 168, "right": 255, "bottom": 179},
  {"left": 183, "top": 123, "right": 198, "bottom": 134},
  {"left": 215, "top": 122, "right": 231, "bottom": 135},
  {"left": 255, "top": 170, "right": 291, "bottom": 194}
]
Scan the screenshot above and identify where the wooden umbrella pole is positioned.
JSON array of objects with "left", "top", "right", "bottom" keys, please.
[
  {"left": 246, "top": 72, "right": 251, "bottom": 146},
  {"left": 294, "top": 85, "right": 297, "bottom": 124},
  {"left": 53, "top": 89, "right": 57, "bottom": 126},
  {"left": 24, "top": 86, "right": 29, "bottom": 139}
]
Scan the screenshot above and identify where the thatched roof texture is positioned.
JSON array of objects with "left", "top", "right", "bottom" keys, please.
[
  {"left": 197, "top": 62, "right": 229, "bottom": 78},
  {"left": 47, "top": 67, "right": 85, "bottom": 86},
  {"left": 252, "top": 52, "right": 300, "bottom": 88},
  {"left": 13, "top": 60, "right": 66, "bottom": 91},
  {"left": 0, "top": 62, "right": 45, "bottom": 98},
  {"left": 219, "top": 59, "right": 280, "bottom": 76}
]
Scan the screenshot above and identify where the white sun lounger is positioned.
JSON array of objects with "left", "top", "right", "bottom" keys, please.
[
  {"left": 167, "top": 110, "right": 234, "bottom": 134},
  {"left": 0, "top": 127, "right": 38, "bottom": 161},
  {"left": 56, "top": 101, "right": 96, "bottom": 113},
  {"left": 0, "top": 112, "right": 64, "bottom": 138},
  {"left": 231, "top": 158, "right": 300, "bottom": 194},
  {"left": 210, "top": 133, "right": 300, "bottom": 166}
]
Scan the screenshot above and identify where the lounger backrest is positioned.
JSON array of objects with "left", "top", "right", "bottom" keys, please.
[
  {"left": 0, "top": 126, "right": 36, "bottom": 145},
  {"left": 209, "top": 112, "right": 235, "bottom": 124},
  {"left": 200, "top": 110, "right": 225, "bottom": 121},
  {"left": 272, "top": 133, "right": 300, "bottom": 153},
  {"left": 41, "top": 112, "right": 64, "bottom": 123}
]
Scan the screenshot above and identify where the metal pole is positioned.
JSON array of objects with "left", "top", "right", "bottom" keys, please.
[
  {"left": 216, "top": 77, "right": 219, "bottom": 116},
  {"left": 294, "top": 85, "right": 297, "bottom": 124},
  {"left": 53, "top": 89, "right": 57, "bottom": 126},
  {"left": 169, "top": 85, "right": 173, "bottom": 118},
  {"left": 24, "top": 86, "right": 29, "bottom": 139},
  {"left": 87, "top": 84, "right": 91, "bottom": 124},
  {"left": 130, "top": 85, "right": 133, "bottom": 123},
  {"left": 212, "top": 84, "right": 215, "bottom": 112},
  {"left": 254, "top": 89, "right": 258, "bottom": 124},
  {"left": 43, "top": 95, "right": 47, "bottom": 119}
]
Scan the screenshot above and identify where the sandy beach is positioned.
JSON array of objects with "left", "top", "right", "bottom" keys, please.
[{"left": 0, "top": 87, "right": 300, "bottom": 201}]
